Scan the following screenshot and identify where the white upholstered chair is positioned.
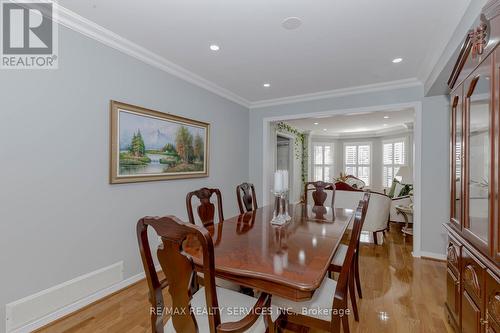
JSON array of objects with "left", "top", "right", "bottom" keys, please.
[
  {"left": 333, "top": 182, "right": 391, "bottom": 244},
  {"left": 390, "top": 196, "right": 413, "bottom": 223}
]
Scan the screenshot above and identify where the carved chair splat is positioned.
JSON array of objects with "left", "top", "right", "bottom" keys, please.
[
  {"left": 186, "top": 188, "right": 224, "bottom": 227},
  {"left": 236, "top": 182, "right": 258, "bottom": 214},
  {"left": 304, "top": 181, "right": 336, "bottom": 207}
]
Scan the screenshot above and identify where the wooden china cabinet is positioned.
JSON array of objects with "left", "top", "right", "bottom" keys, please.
[{"left": 445, "top": 1, "right": 500, "bottom": 332}]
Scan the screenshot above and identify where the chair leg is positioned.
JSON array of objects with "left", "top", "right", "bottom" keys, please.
[
  {"left": 349, "top": 265, "right": 359, "bottom": 322},
  {"left": 341, "top": 313, "right": 350, "bottom": 333},
  {"left": 373, "top": 232, "right": 378, "bottom": 245},
  {"left": 354, "top": 251, "right": 362, "bottom": 299},
  {"left": 331, "top": 315, "right": 341, "bottom": 333}
]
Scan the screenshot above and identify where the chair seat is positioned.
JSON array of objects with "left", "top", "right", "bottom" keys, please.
[
  {"left": 332, "top": 244, "right": 348, "bottom": 267},
  {"left": 271, "top": 278, "right": 337, "bottom": 321},
  {"left": 165, "top": 286, "right": 278, "bottom": 332}
]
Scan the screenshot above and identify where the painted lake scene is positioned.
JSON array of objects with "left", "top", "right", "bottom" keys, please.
[{"left": 114, "top": 107, "right": 208, "bottom": 180}]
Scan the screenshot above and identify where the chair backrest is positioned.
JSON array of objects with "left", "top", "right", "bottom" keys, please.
[
  {"left": 304, "top": 181, "right": 335, "bottom": 207},
  {"left": 137, "top": 215, "right": 220, "bottom": 333},
  {"left": 335, "top": 190, "right": 390, "bottom": 233},
  {"left": 357, "top": 193, "right": 371, "bottom": 249},
  {"left": 186, "top": 187, "right": 224, "bottom": 227},
  {"left": 331, "top": 197, "right": 369, "bottom": 317},
  {"left": 236, "top": 182, "right": 258, "bottom": 214},
  {"left": 344, "top": 175, "right": 366, "bottom": 189}
]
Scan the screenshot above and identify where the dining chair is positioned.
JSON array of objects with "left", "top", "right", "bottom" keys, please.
[
  {"left": 329, "top": 192, "right": 370, "bottom": 322},
  {"left": 186, "top": 187, "right": 241, "bottom": 291},
  {"left": 236, "top": 182, "right": 258, "bottom": 214},
  {"left": 304, "top": 181, "right": 335, "bottom": 207},
  {"left": 137, "top": 215, "right": 276, "bottom": 333},
  {"left": 272, "top": 199, "right": 367, "bottom": 333},
  {"left": 186, "top": 187, "right": 224, "bottom": 227}
]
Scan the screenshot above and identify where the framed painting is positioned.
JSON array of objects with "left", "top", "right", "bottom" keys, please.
[{"left": 110, "top": 101, "right": 210, "bottom": 184}]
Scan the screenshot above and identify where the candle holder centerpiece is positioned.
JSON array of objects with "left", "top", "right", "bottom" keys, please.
[{"left": 271, "top": 170, "right": 291, "bottom": 225}]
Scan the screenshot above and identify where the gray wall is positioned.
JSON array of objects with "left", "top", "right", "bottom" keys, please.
[
  {"left": 420, "top": 96, "right": 451, "bottom": 254},
  {"left": 249, "top": 86, "right": 451, "bottom": 256},
  {"left": 0, "top": 26, "right": 249, "bottom": 331}
]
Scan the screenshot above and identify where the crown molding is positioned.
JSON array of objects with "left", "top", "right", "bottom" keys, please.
[
  {"left": 50, "top": 4, "right": 251, "bottom": 107},
  {"left": 249, "top": 78, "right": 422, "bottom": 109}
]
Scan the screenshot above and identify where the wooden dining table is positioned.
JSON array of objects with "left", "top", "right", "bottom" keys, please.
[{"left": 183, "top": 203, "right": 354, "bottom": 301}]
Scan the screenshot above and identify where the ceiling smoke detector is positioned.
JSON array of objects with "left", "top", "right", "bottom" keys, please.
[{"left": 282, "top": 17, "right": 302, "bottom": 30}]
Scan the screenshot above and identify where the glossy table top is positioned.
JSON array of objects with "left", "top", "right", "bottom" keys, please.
[{"left": 184, "top": 204, "right": 353, "bottom": 300}]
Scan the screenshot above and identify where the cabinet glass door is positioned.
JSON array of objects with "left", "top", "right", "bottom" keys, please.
[
  {"left": 451, "top": 88, "right": 463, "bottom": 227},
  {"left": 465, "top": 57, "right": 492, "bottom": 247}
]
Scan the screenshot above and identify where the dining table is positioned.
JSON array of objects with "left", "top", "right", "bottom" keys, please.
[{"left": 183, "top": 203, "right": 354, "bottom": 301}]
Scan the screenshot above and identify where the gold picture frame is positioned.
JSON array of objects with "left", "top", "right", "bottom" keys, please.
[{"left": 110, "top": 101, "right": 210, "bottom": 184}]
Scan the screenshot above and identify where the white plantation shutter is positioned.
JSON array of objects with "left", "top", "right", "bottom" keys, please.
[
  {"left": 345, "top": 166, "right": 357, "bottom": 176},
  {"left": 383, "top": 138, "right": 407, "bottom": 188},
  {"left": 314, "top": 166, "right": 323, "bottom": 181},
  {"left": 345, "top": 145, "right": 357, "bottom": 165},
  {"left": 383, "top": 143, "right": 393, "bottom": 165},
  {"left": 344, "top": 143, "right": 371, "bottom": 186},
  {"left": 324, "top": 146, "right": 333, "bottom": 165},
  {"left": 324, "top": 166, "right": 331, "bottom": 182},
  {"left": 394, "top": 142, "right": 405, "bottom": 165},
  {"left": 383, "top": 166, "right": 393, "bottom": 188},
  {"left": 314, "top": 146, "right": 323, "bottom": 165},
  {"left": 358, "top": 145, "right": 370, "bottom": 164},
  {"left": 313, "top": 143, "right": 334, "bottom": 182}
]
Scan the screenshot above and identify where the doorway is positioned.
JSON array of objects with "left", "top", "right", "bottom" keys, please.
[
  {"left": 276, "top": 134, "right": 294, "bottom": 200},
  {"left": 261, "top": 101, "right": 423, "bottom": 257}
]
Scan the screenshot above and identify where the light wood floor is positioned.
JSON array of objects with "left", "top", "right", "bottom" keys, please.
[{"left": 36, "top": 224, "right": 453, "bottom": 333}]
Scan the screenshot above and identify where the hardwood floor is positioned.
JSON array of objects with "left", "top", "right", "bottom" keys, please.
[{"left": 36, "top": 224, "right": 452, "bottom": 333}]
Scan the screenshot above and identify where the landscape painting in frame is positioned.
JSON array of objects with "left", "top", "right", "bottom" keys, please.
[{"left": 110, "top": 101, "right": 209, "bottom": 183}]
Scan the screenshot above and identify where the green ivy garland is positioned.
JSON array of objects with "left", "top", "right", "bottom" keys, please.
[{"left": 274, "top": 122, "right": 308, "bottom": 183}]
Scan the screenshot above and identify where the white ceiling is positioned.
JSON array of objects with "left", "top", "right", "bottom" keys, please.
[
  {"left": 58, "top": 0, "right": 471, "bottom": 104},
  {"left": 284, "top": 108, "right": 415, "bottom": 137}
]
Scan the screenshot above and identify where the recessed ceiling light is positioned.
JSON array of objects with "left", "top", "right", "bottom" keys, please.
[
  {"left": 384, "top": 116, "right": 390, "bottom": 119},
  {"left": 209, "top": 44, "right": 220, "bottom": 51},
  {"left": 323, "top": 128, "right": 327, "bottom": 131},
  {"left": 263, "top": 83, "right": 271, "bottom": 88},
  {"left": 313, "top": 122, "right": 319, "bottom": 125},
  {"left": 282, "top": 17, "right": 302, "bottom": 30},
  {"left": 392, "top": 58, "right": 403, "bottom": 63}
]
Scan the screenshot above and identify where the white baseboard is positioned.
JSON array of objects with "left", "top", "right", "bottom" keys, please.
[
  {"left": 413, "top": 251, "right": 446, "bottom": 261},
  {"left": 6, "top": 264, "right": 161, "bottom": 333}
]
